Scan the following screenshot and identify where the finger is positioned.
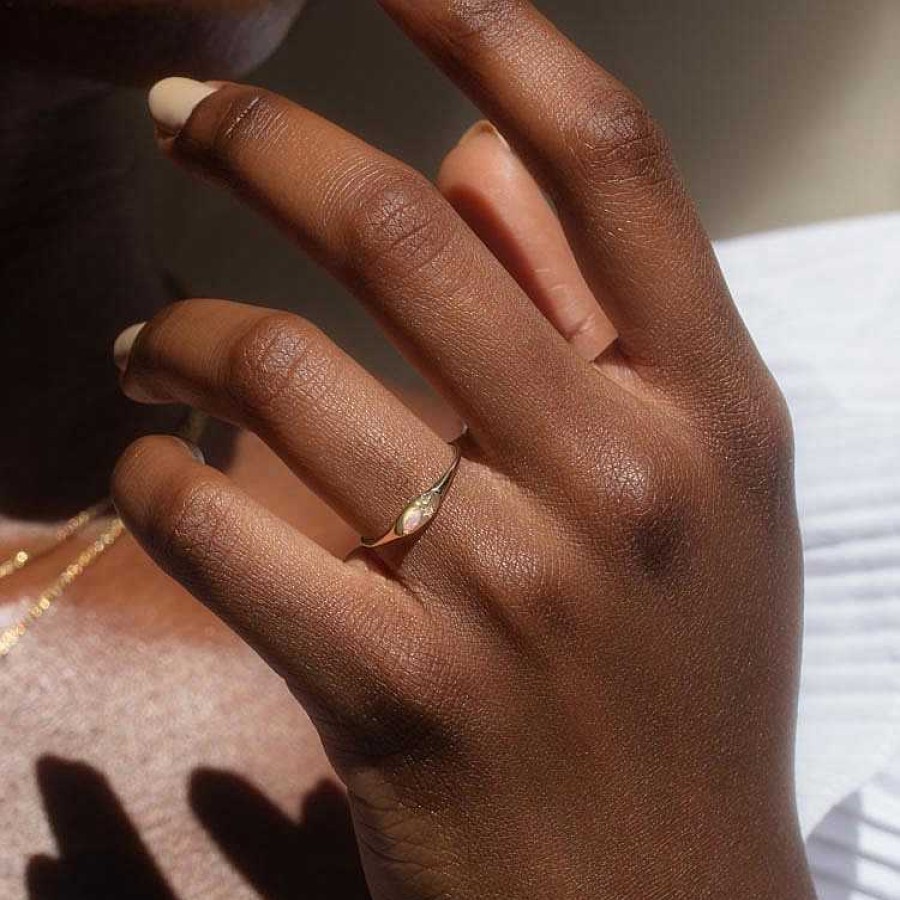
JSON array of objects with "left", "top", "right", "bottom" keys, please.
[
  {"left": 110, "top": 434, "right": 426, "bottom": 732},
  {"left": 116, "top": 298, "right": 458, "bottom": 548},
  {"left": 377, "top": 0, "right": 756, "bottom": 388},
  {"left": 147, "top": 77, "right": 599, "bottom": 459},
  {"left": 437, "top": 120, "right": 615, "bottom": 361}
]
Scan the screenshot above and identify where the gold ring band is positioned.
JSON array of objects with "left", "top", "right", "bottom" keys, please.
[{"left": 361, "top": 445, "right": 463, "bottom": 549}]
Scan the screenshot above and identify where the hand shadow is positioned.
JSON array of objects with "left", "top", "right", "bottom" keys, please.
[
  {"left": 26, "top": 756, "right": 370, "bottom": 900},
  {"left": 189, "top": 768, "right": 371, "bottom": 900},
  {"left": 27, "top": 755, "right": 178, "bottom": 900}
]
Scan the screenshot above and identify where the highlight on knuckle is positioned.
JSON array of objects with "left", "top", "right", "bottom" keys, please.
[
  {"left": 204, "top": 89, "right": 287, "bottom": 170},
  {"left": 224, "top": 313, "right": 330, "bottom": 420},
  {"left": 432, "top": 0, "right": 523, "bottom": 49},
  {"left": 479, "top": 525, "right": 596, "bottom": 647},
  {"left": 736, "top": 377, "right": 797, "bottom": 497},
  {"left": 564, "top": 86, "right": 674, "bottom": 190},
  {"left": 341, "top": 167, "right": 457, "bottom": 284}
]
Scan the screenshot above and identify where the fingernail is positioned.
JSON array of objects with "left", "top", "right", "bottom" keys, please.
[
  {"left": 114, "top": 322, "right": 147, "bottom": 372},
  {"left": 458, "top": 120, "right": 511, "bottom": 152},
  {"left": 175, "top": 438, "right": 206, "bottom": 465},
  {"left": 148, "top": 77, "right": 218, "bottom": 135}
]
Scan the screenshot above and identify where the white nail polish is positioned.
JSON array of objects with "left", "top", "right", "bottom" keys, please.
[
  {"left": 113, "top": 322, "right": 147, "bottom": 372},
  {"left": 148, "top": 77, "right": 218, "bottom": 135}
]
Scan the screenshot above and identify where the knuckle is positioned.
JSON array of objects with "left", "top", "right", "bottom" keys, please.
[
  {"left": 462, "top": 507, "right": 572, "bottom": 618},
  {"left": 141, "top": 470, "right": 239, "bottom": 575},
  {"left": 199, "top": 88, "right": 287, "bottom": 171},
  {"left": 601, "top": 447, "right": 663, "bottom": 524},
  {"left": 340, "top": 165, "right": 459, "bottom": 285},
  {"left": 111, "top": 435, "right": 158, "bottom": 498},
  {"left": 598, "top": 445, "right": 694, "bottom": 580},
  {"left": 114, "top": 438, "right": 230, "bottom": 563},
  {"left": 737, "top": 377, "right": 797, "bottom": 494},
  {"left": 759, "top": 379, "right": 796, "bottom": 458},
  {"left": 485, "top": 528, "right": 597, "bottom": 647},
  {"left": 224, "top": 313, "right": 331, "bottom": 420},
  {"left": 333, "top": 629, "right": 479, "bottom": 767},
  {"left": 428, "top": 0, "right": 524, "bottom": 48},
  {"left": 768, "top": 385, "right": 796, "bottom": 460},
  {"left": 123, "top": 300, "right": 190, "bottom": 376},
  {"left": 393, "top": 632, "right": 478, "bottom": 735},
  {"left": 563, "top": 86, "right": 674, "bottom": 190},
  {"left": 705, "top": 365, "right": 797, "bottom": 501}
]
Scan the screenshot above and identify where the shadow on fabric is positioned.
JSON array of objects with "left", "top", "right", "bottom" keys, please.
[{"left": 26, "top": 755, "right": 370, "bottom": 900}]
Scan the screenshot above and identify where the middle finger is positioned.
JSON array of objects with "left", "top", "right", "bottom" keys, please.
[{"left": 149, "top": 78, "right": 596, "bottom": 458}]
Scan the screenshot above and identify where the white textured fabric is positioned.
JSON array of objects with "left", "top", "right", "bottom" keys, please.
[{"left": 715, "top": 214, "right": 900, "bottom": 897}]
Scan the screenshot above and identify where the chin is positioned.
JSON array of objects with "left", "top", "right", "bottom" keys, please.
[{"left": 0, "top": 1, "right": 307, "bottom": 85}]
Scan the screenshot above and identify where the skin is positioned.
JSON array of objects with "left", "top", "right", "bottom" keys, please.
[
  {"left": 2, "top": 1, "right": 814, "bottom": 898},
  {"left": 1, "top": 3, "right": 343, "bottom": 897},
  {"left": 2, "top": 5, "right": 614, "bottom": 896}
]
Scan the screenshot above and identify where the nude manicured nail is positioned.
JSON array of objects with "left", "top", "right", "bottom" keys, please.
[
  {"left": 458, "top": 120, "right": 511, "bottom": 151},
  {"left": 148, "top": 77, "right": 218, "bottom": 135},
  {"left": 113, "top": 322, "right": 147, "bottom": 372}
]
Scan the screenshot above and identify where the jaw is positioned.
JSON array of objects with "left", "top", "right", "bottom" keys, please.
[{"left": 0, "top": 1, "right": 306, "bottom": 85}]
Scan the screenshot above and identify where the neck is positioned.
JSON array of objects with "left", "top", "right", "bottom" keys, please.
[{"left": 0, "top": 66, "right": 181, "bottom": 522}]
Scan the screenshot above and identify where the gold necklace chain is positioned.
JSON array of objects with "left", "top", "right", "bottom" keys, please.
[
  {"left": 0, "top": 409, "right": 209, "bottom": 659},
  {"left": 0, "top": 511, "right": 126, "bottom": 658},
  {"left": 0, "top": 500, "right": 111, "bottom": 579}
]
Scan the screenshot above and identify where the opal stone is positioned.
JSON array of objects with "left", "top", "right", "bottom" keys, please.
[{"left": 398, "top": 493, "right": 440, "bottom": 536}]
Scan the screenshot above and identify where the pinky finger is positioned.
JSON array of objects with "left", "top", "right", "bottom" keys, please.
[
  {"left": 437, "top": 121, "right": 616, "bottom": 361},
  {"left": 110, "top": 434, "right": 424, "bottom": 737}
]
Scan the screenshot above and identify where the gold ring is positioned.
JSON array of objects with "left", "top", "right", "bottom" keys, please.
[{"left": 361, "top": 445, "right": 463, "bottom": 549}]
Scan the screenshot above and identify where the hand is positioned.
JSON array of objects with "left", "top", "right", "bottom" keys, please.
[{"left": 112, "top": 2, "right": 813, "bottom": 897}]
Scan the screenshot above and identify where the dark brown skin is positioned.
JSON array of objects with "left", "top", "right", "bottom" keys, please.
[
  {"left": 0, "top": 27, "right": 591, "bottom": 899},
  {"left": 2, "top": 1, "right": 814, "bottom": 898},
  {"left": 0, "top": 4, "right": 352, "bottom": 896},
  {"left": 106, "top": 2, "right": 813, "bottom": 899},
  {"left": 3, "top": 434, "right": 372, "bottom": 899}
]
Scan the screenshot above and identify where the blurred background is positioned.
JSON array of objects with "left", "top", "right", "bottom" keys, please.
[{"left": 129, "top": 0, "right": 900, "bottom": 384}]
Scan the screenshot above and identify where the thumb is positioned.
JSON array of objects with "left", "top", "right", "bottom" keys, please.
[{"left": 437, "top": 120, "right": 616, "bottom": 361}]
